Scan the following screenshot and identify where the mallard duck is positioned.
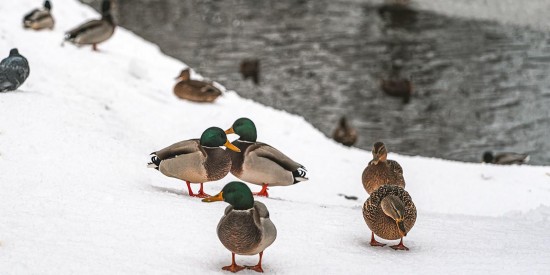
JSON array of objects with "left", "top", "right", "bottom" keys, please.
[
  {"left": 225, "top": 118, "right": 308, "bottom": 197},
  {"left": 173, "top": 68, "right": 222, "bottom": 103},
  {"left": 147, "top": 127, "right": 240, "bottom": 198},
  {"left": 203, "top": 181, "right": 277, "bottom": 273},
  {"left": 363, "top": 184, "right": 416, "bottom": 250},
  {"left": 64, "top": 0, "right": 115, "bottom": 51},
  {"left": 332, "top": 116, "right": 357, "bottom": 147},
  {"left": 381, "top": 78, "right": 412, "bottom": 103},
  {"left": 23, "top": 0, "right": 54, "bottom": 30},
  {"left": 240, "top": 59, "right": 260, "bottom": 85},
  {"left": 482, "top": 151, "right": 529, "bottom": 165},
  {"left": 361, "top": 142, "right": 405, "bottom": 194},
  {"left": 0, "top": 49, "right": 30, "bottom": 92}
]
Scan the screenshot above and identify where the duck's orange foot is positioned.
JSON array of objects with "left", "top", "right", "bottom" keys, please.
[
  {"left": 190, "top": 192, "right": 211, "bottom": 198},
  {"left": 253, "top": 184, "right": 269, "bottom": 197},
  {"left": 245, "top": 264, "right": 264, "bottom": 273},
  {"left": 222, "top": 264, "right": 246, "bottom": 273},
  {"left": 370, "top": 240, "right": 386, "bottom": 247},
  {"left": 390, "top": 243, "right": 409, "bottom": 251}
]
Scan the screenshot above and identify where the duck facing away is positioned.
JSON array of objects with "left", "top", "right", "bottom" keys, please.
[
  {"left": 147, "top": 127, "right": 240, "bottom": 198},
  {"left": 363, "top": 184, "right": 416, "bottom": 250},
  {"left": 362, "top": 142, "right": 405, "bottom": 194},
  {"left": 0, "top": 49, "right": 30, "bottom": 92},
  {"left": 240, "top": 59, "right": 260, "bottom": 85},
  {"left": 203, "top": 181, "right": 277, "bottom": 273},
  {"left": 381, "top": 78, "right": 413, "bottom": 104},
  {"left": 225, "top": 118, "right": 308, "bottom": 197},
  {"left": 482, "top": 151, "right": 529, "bottom": 165},
  {"left": 23, "top": 0, "right": 54, "bottom": 30},
  {"left": 64, "top": 0, "right": 115, "bottom": 51},
  {"left": 332, "top": 116, "right": 357, "bottom": 147},
  {"left": 173, "top": 68, "right": 222, "bottom": 103}
]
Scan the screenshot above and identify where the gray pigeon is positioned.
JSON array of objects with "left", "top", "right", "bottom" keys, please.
[{"left": 0, "top": 48, "right": 30, "bottom": 92}]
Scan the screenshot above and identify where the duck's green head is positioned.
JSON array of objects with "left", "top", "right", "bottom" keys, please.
[
  {"left": 202, "top": 181, "right": 254, "bottom": 210},
  {"left": 225, "top": 117, "right": 257, "bottom": 142},
  {"left": 200, "top": 127, "right": 240, "bottom": 152}
]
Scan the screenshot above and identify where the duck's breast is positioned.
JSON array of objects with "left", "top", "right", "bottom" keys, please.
[{"left": 217, "top": 209, "right": 262, "bottom": 255}]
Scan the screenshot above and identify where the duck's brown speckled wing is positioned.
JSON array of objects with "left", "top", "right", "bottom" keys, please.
[
  {"left": 362, "top": 185, "right": 416, "bottom": 240},
  {"left": 387, "top": 160, "right": 403, "bottom": 176}
]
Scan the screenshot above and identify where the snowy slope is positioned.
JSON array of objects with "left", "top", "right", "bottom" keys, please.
[{"left": 1, "top": 1, "right": 550, "bottom": 274}]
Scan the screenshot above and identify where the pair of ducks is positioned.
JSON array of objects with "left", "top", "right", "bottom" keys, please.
[
  {"left": 361, "top": 142, "right": 416, "bottom": 250},
  {"left": 147, "top": 118, "right": 307, "bottom": 272},
  {"left": 24, "top": 1, "right": 116, "bottom": 51}
]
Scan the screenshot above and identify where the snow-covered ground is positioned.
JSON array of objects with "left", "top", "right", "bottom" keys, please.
[{"left": 1, "top": 1, "right": 550, "bottom": 274}]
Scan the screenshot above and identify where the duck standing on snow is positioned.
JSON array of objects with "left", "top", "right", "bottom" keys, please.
[
  {"left": 23, "top": 0, "right": 55, "bottom": 30},
  {"left": 363, "top": 185, "right": 416, "bottom": 250},
  {"left": 203, "top": 181, "right": 277, "bottom": 273},
  {"left": 332, "top": 116, "right": 357, "bottom": 147},
  {"left": 173, "top": 68, "right": 222, "bottom": 103},
  {"left": 362, "top": 141, "right": 405, "bottom": 194},
  {"left": 147, "top": 127, "right": 240, "bottom": 198},
  {"left": 0, "top": 49, "right": 30, "bottom": 92},
  {"left": 225, "top": 118, "right": 308, "bottom": 197},
  {"left": 64, "top": 0, "right": 115, "bottom": 51},
  {"left": 482, "top": 151, "right": 529, "bottom": 165}
]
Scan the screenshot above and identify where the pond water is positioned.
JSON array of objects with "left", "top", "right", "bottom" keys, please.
[{"left": 82, "top": 0, "right": 550, "bottom": 165}]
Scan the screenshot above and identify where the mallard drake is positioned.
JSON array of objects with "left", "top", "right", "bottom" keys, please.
[
  {"left": 147, "top": 127, "right": 240, "bottom": 198},
  {"left": 332, "top": 116, "right": 357, "bottom": 147},
  {"left": 64, "top": 0, "right": 115, "bottom": 51},
  {"left": 173, "top": 68, "right": 222, "bottom": 103},
  {"left": 23, "top": 0, "right": 54, "bottom": 30},
  {"left": 240, "top": 59, "right": 260, "bottom": 85},
  {"left": 225, "top": 118, "right": 308, "bottom": 197},
  {"left": 0, "top": 49, "right": 30, "bottom": 92},
  {"left": 203, "top": 181, "right": 277, "bottom": 273},
  {"left": 363, "top": 184, "right": 416, "bottom": 250},
  {"left": 362, "top": 142, "right": 405, "bottom": 194},
  {"left": 381, "top": 78, "right": 412, "bottom": 104},
  {"left": 482, "top": 151, "right": 529, "bottom": 165}
]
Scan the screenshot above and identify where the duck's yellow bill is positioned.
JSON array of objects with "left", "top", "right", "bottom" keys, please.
[
  {"left": 224, "top": 140, "right": 240, "bottom": 152},
  {"left": 202, "top": 192, "right": 224, "bottom": 203},
  {"left": 225, "top": 127, "right": 235, "bottom": 134}
]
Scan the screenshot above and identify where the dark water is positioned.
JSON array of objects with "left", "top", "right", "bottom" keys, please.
[{"left": 83, "top": 0, "right": 550, "bottom": 165}]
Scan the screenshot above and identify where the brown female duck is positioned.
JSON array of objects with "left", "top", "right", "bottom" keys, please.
[
  {"left": 173, "top": 68, "right": 222, "bottom": 103},
  {"left": 381, "top": 78, "right": 413, "bottom": 103},
  {"left": 23, "top": 0, "right": 54, "bottom": 30},
  {"left": 64, "top": 0, "right": 115, "bottom": 51},
  {"left": 332, "top": 116, "right": 357, "bottom": 147},
  {"left": 203, "top": 181, "right": 277, "bottom": 273},
  {"left": 147, "top": 127, "right": 240, "bottom": 198},
  {"left": 363, "top": 184, "right": 416, "bottom": 250},
  {"left": 482, "top": 151, "right": 529, "bottom": 165},
  {"left": 240, "top": 59, "right": 260, "bottom": 85},
  {"left": 362, "top": 142, "right": 405, "bottom": 194}
]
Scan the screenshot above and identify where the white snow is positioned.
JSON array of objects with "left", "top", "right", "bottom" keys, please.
[{"left": 1, "top": 1, "right": 550, "bottom": 274}]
